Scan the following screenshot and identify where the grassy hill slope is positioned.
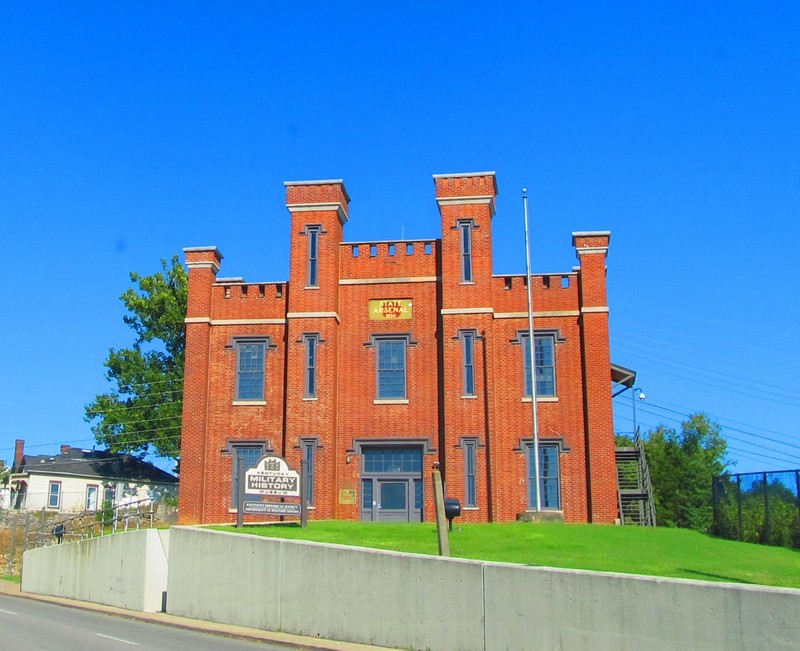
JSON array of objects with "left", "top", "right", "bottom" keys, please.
[{"left": 213, "top": 521, "right": 800, "bottom": 589}]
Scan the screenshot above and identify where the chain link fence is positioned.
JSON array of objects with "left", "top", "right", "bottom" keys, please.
[{"left": 712, "top": 469, "right": 800, "bottom": 549}]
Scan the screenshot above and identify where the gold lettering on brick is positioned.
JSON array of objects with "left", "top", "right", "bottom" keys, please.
[{"left": 369, "top": 299, "right": 413, "bottom": 320}]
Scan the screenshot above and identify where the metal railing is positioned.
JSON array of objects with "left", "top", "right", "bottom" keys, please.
[
  {"left": 616, "top": 428, "right": 657, "bottom": 526},
  {"left": 24, "top": 498, "right": 163, "bottom": 550}
]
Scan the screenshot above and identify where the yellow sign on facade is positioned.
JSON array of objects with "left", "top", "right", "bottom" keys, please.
[
  {"left": 338, "top": 489, "right": 357, "bottom": 505},
  {"left": 369, "top": 299, "right": 413, "bottom": 320}
]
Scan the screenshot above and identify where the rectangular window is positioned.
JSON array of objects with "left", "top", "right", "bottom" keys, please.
[
  {"left": 361, "top": 478, "right": 373, "bottom": 510},
  {"left": 48, "top": 481, "right": 61, "bottom": 509},
  {"left": 377, "top": 339, "right": 407, "bottom": 399},
  {"left": 461, "top": 331, "right": 476, "bottom": 396},
  {"left": 236, "top": 341, "right": 266, "bottom": 401},
  {"left": 302, "top": 440, "right": 315, "bottom": 506},
  {"left": 307, "top": 226, "right": 320, "bottom": 287},
  {"left": 85, "top": 485, "right": 99, "bottom": 511},
  {"left": 304, "top": 335, "right": 318, "bottom": 398},
  {"left": 460, "top": 221, "right": 473, "bottom": 283},
  {"left": 464, "top": 440, "right": 477, "bottom": 508},
  {"left": 522, "top": 334, "right": 556, "bottom": 398},
  {"left": 103, "top": 484, "right": 115, "bottom": 505},
  {"left": 231, "top": 444, "right": 265, "bottom": 506},
  {"left": 363, "top": 447, "right": 422, "bottom": 473},
  {"left": 526, "top": 444, "right": 561, "bottom": 510}
]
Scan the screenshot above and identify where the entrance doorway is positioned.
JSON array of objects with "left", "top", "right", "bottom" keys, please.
[{"left": 360, "top": 446, "right": 423, "bottom": 522}]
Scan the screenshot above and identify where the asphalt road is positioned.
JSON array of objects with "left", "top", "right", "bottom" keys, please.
[{"left": 0, "top": 593, "right": 298, "bottom": 651}]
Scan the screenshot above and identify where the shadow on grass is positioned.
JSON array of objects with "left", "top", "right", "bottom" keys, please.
[{"left": 678, "top": 569, "right": 753, "bottom": 585}]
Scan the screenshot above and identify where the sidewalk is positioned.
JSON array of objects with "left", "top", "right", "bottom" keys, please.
[{"left": 0, "top": 579, "right": 397, "bottom": 651}]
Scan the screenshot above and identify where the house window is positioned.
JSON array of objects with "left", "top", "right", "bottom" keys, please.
[
  {"left": 377, "top": 338, "right": 407, "bottom": 399},
  {"left": 235, "top": 340, "right": 266, "bottom": 401},
  {"left": 459, "top": 220, "right": 473, "bottom": 283},
  {"left": 463, "top": 439, "right": 478, "bottom": 508},
  {"left": 526, "top": 443, "right": 561, "bottom": 510},
  {"left": 459, "top": 330, "right": 476, "bottom": 396},
  {"left": 103, "top": 484, "right": 116, "bottom": 505},
  {"left": 85, "top": 485, "right": 99, "bottom": 511},
  {"left": 230, "top": 443, "right": 266, "bottom": 506},
  {"left": 301, "top": 439, "right": 316, "bottom": 506},
  {"left": 307, "top": 225, "right": 321, "bottom": 287},
  {"left": 48, "top": 481, "right": 61, "bottom": 509},
  {"left": 303, "top": 334, "right": 319, "bottom": 398},
  {"left": 521, "top": 333, "right": 556, "bottom": 398}
]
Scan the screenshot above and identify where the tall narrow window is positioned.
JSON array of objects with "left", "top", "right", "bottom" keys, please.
[
  {"left": 464, "top": 439, "right": 477, "bottom": 508},
  {"left": 460, "top": 330, "right": 476, "bottom": 396},
  {"left": 103, "top": 484, "right": 116, "bottom": 506},
  {"left": 307, "top": 226, "right": 320, "bottom": 287},
  {"left": 236, "top": 340, "right": 266, "bottom": 401},
  {"left": 521, "top": 334, "right": 556, "bottom": 398},
  {"left": 459, "top": 221, "right": 473, "bottom": 283},
  {"left": 301, "top": 440, "right": 316, "bottom": 506},
  {"left": 48, "top": 481, "right": 61, "bottom": 509},
  {"left": 230, "top": 443, "right": 265, "bottom": 506},
  {"left": 303, "top": 335, "right": 318, "bottom": 398},
  {"left": 377, "top": 339, "right": 407, "bottom": 399},
  {"left": 85, "top": 485, "right": 98, "bottom": 511},
  {"left": 526, "top": 444, "right": 561, "bottom": 509}
]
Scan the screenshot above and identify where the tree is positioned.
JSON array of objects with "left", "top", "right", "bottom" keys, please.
[
  {"left": 644, "top": 413, "right": 728, "bottom": 531},
  {"left": 85, "top": 256, "right": 187, "bottom": 459}
]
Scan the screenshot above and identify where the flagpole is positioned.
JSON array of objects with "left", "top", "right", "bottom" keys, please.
[{"left": 523, "top": 188, "right": 542, "bottom": 512}]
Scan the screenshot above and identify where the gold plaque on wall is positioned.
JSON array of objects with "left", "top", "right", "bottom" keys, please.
[
  {"left": 369, "top": 299, "right": 413, "bottom": 320},
  {"left": 339, "top": 489, "right": 357, "bottom": 505}
]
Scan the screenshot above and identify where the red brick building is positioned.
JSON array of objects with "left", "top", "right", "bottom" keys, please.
[{"left": 178, "top": 172, "right": 623, "bottom": 525}]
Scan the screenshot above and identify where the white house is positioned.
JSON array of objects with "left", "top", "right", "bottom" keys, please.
[{"left": 7, "top": 440, "right": 177, "bottom": 513}]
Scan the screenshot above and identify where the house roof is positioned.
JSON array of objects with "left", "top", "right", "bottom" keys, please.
[{"left": 13, "top": 446, "right": 177, "bottom": 485}]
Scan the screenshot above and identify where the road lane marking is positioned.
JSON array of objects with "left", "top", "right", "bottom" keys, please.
[
  {"left": 0, "top": 608, "right": 17, "bottom": 615},
  {"left": 95, "top": 633, "right": 139, "bottom": 645}
]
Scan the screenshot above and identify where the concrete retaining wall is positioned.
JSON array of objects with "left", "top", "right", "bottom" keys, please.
[
  {"left": 167, "top": 527, "right": 800, "bottom": 651},
  {"left": 482, "top": 562, "right": 800, "bottom": 651},
  {"left": 22, "top": 526, "right": 800, "bottom": 650},
  {"left": 22, "top": 529, "right": 169, "bottom": 612},
  {"left": 168, "top": 526, "right": 484, "bottom": 650}
]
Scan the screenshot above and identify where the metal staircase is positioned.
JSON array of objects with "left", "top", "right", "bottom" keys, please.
[{"left": 616, "top": 429, "right": 657, "bottom": 526}]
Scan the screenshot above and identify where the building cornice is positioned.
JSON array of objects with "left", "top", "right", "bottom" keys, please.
[
  {"left": 185, "top": 261, "right": 220, "bottom": 273},
  {"left": 284, "top": 179, "right": 350, "bottom": 202},
  {"left": 441, "top": 307, "right": 494, "bottom": 315},
  {"left": 434, "top": 195, "right": 496, "bottom": 217},
  {"left": 185, "top": 318, "right": 287, "bottom": 326},
  {"left": 494, "top": 310, "right": 580, "bottom": 319},
  {"left": 340, "top": 276, "right": 438, "bottom": 286},
  {"left": 574, "top": 247, "right": 609, "bottom": 256},
  {"left": 286, "top": 311, "right": 341, "bottom": 323},
  {"left": 285, "top": 201, "right": 348, "bottom": 225}
]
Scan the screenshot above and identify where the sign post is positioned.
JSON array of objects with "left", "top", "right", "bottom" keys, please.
[{"left": 432, "top": 466, "right": 450, "bottom": 557}]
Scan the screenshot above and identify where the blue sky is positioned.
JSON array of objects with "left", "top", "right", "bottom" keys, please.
[{"left": 1, "top": 3, "right": 798, "bottom": 475}]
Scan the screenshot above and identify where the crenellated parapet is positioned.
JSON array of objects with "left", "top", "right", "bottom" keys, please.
[{"left": 339, "top": 239, "right": 439, "bottom": 282}]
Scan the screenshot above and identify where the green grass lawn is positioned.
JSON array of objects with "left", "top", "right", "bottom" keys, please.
[{"left": 212, "top": 521, "right": 800, "bottom": 589}]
